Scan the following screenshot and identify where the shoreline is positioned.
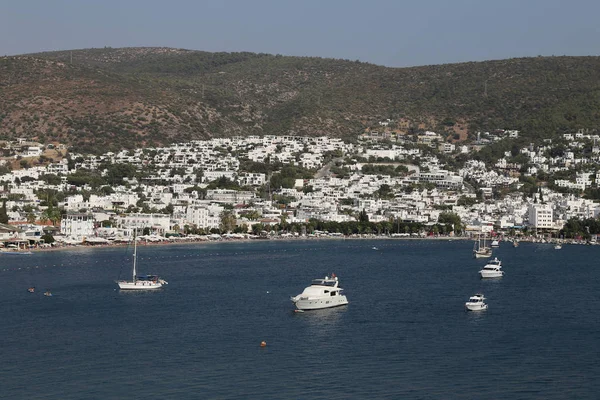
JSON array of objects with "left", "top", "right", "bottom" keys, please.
[{"left": 9, "top": 234, "right": 592, "bottom": 255}]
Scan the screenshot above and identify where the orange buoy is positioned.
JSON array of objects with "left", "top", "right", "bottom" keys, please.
[{"left": 260, "top": 341, "right": 267, "bottom": 347}]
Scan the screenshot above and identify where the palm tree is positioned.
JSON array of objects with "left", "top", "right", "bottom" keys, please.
[
  {"left": 26, "top": 212, "right": 36, "bottom": 224},
  {"left": 42, "top": 207, "right": 62, "bottom": 226},
  {"left": 279, "top": 213, "right": 288, "bottom": 232}
]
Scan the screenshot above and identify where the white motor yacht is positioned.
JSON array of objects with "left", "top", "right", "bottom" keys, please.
[
  {"left": 479, "top": 257, "right": 504, "bottom": 278},
  {"left": 291, "top": 274, "right": 348, "bottom": 311},
  {"left": 465, "top": 294, "right": 488, "bottom": 311}
]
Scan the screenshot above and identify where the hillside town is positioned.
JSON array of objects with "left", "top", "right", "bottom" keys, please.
[{"left": 2, "top": 127, "right": 600, "bottom": 248}]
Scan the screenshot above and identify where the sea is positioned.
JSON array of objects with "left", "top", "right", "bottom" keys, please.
[{"left": 1, "top": 239, "right": 599, "bottom": 399}]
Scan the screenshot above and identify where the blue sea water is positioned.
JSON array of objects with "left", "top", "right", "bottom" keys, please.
[{"left": 1, "top": 239, "right": 599, "bottom": 399}]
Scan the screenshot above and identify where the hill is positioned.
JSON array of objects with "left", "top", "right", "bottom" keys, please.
[{"left": 2, "top": 47, "right": 600, "bottom": 153}]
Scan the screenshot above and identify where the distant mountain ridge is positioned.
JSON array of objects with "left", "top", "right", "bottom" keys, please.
[{"left": 2, "top": 47, "right": 600, "bottom": 153}]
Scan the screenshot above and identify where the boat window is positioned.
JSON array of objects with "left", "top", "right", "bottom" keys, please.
[
  {"left": 324, "top": 290, "right": 329, "bottom": 294},
  {"left": 330, "top": 291, "right": 337, "bottom": 296}
]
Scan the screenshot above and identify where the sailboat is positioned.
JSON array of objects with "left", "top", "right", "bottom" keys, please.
[
  {"left": 117, "top": 231, "right": 167, "bottom": 290},
  {"left": 473, "top": 234, "right": 492, "bottom": 258}
]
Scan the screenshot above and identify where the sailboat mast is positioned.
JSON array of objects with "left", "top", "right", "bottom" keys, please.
[{"left": 132, "top": 230, "right": 137, "bottom": 281}]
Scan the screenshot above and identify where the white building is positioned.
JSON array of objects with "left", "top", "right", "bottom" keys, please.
[
  {"left": 528, "top": 204, "right": 553, "bottom": 229},
  {"left": 60, "top": 213, "right": 95, "bottom": 239},
  {"left": 206, "top": 189, "right": 255, "bottom": 203},
  {"left": 204, "top": 170, "right": 236, "bottom": 182},
  {"left": 237, "top": 172, "right": 266, "bottom": 187},
  {"left": 117, "top": 213, "right": 171, "bottom": 234},
  {"left": 186, "top": 204, "right": 223, "bottom": 230}
]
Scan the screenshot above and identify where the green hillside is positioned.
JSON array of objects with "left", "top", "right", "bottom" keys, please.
[{"left": 1, "top": 47, "right": 600, "bottom": 153}]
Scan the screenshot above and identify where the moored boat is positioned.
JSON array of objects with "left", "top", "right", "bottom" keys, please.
[
  {"left": 479, "top": 257, "right": 504, "bottom": 278},
  {"left": 291, "top": 274, "right": 348, "bottom": 311},
  {"left": 116, "top": 232, "right": 168, "bottom": 290},
  {"left": 465, "top": 294, "right": 488, "bottom": 311},
  {"left": 473, "top": 235, "right": 492, "bottom": 258}
]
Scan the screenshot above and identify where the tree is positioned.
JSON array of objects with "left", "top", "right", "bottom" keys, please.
[
  {"left": 0, "top": 200, "right": 8, "bottom": 224},
  {"left": 42, "top": 205, "right": 62, "bottom": 226},
  {"left": 105, "top": 163, "right": 137, "bottom": 185},
  {"left": 251, "top": 223, "right": 265, "bottom": 235},
  {"left": 375, "top": 184, "right": 394, "bottom": 199},
  {"left": 438, "top": 212, "right": 464, "bottom": 234},
  {"left": 40, "top": 174, "right": 62, "bottom": 185},
  {"left": 358, "top": 209, "right": 369, "bottom": 223},
  {"left": 100, "top": 185, "right": 115, "bottom": 195},
  {"left": 279, "top": 213, "right": 289, "bottom": 231},
  {"left": 219, "top": 210, "right": 237, "bottom": 233},
  {"left": 233, "top": 224, "right": 248, "bottom": 234},
  {"left": 184, "top": 185, "right": 207, "bottom": 199},
  {"left": 241, "top": 209, "right": 260, "bottom": 220},
  {"left": 161, "top": 204, "right": 174, "bottom": 215},
  {"left": 41, "top": 233, "right": 55, "bottom": 244}
]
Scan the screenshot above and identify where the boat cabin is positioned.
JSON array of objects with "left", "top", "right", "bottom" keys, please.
[
  {"left": 468, "top": 294, "right": 485, "bottom": 302},
  {"left": 311, "top": 278, "right": 338, "bottom": 287},
  {"left": 136, "top": 275, "right": 159, "bottom": 282},
  {"left": 482, "top": 265, "right": 501, "bottom": 271},
  {"left": 300, "top": 286, "right": 344, "bottom": 298}
]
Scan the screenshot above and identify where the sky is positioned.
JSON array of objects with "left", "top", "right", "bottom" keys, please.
[{"left": 1, "top": 0, "right": 599, "bottom": 67}]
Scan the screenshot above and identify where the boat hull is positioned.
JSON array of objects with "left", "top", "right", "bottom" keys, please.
[
  {"left": 479, "top": 271, "right": 503, "bottom": 278},
  {"left": 117, "top": 281, "right": 163, "bottom": 290},
  {"left": 465, "top": 304, "right": 488, "bottom": 311},
  {"left": 292, "top": 296, "right": 348, "bottom": 311},
  {"left": 473, "top": 251, "right": 492, "bottom": 258}
]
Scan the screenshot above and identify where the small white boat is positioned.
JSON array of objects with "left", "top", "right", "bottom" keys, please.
[
  {"left": 513, "top": 240, "right": 519, "bottom": 248},
  {"left": 291, "top": 274, "right": 348, "bottom": 311},
  {"left": 116, "top": 232, "right": 167, "bottom": 290},
  {"left": 479, "top": 257, "right": 504, "bottom": 278},
  {"left": 490, "top": 239, "right": 500, "bottom": 248},
  {"left": 554, "top": 243, "right": 562, "bottom": 250},
  {"left": 465, "top": 294, "right": 488, "bottom": 311}
]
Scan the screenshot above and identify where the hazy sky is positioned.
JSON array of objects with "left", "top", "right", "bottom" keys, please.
[{"left": 1, "top": 0, "right": 599, "bottom": 67}]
